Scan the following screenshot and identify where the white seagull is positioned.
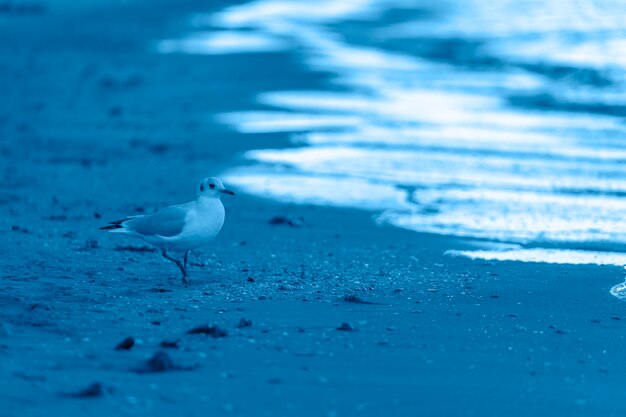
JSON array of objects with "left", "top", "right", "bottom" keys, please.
[{"left": 101, "top": 177, "right": 235, "bottom": 283}]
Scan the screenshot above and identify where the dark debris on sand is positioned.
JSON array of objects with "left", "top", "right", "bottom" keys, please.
[
  {"left": 337, "top": 323, "right": 355, "bottom": 331},
  {"left": 134, "top": 351, "right": 194, "bottom": 374},
  {"left": 236, "top": 318, "right": 253, "bottom": 328},
  {"left": 268, "top": 215, "right": 303, "bottom": 227},
  {"left": 114, "top": 336, "right": 135, "bottom": 351},
  {"left": 160, "top": 338, "right": 180, "bottom": 349},
  {"left": 150, "top": 288, "right": 173, "bottom": 293},
  {"left": 342, "top": 294, "right": 381, "bottom": 305},
  {"left": 187, "top": 324, "right": 228, "bottom": 338},
  {"left": 60, "top": 382, "right": 111, "bottom": 398}
]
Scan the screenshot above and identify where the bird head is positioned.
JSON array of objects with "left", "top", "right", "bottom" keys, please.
[{"left": 197, "top": 177, "right": 235, "bottom": 199}]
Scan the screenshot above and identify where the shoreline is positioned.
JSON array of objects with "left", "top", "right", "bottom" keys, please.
[{"left": 1, "top": 1, "right": 626, "bottom": 416}]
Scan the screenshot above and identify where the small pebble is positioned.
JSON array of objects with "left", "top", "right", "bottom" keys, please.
[
  {"left": 115, "top": 336, "right": 135, "bottom": 351},
  {"left": 160, "top": 338, "right": 180, "bottom": 349},
  {"left": 236, "top": 318, "right": 253, "bottom": 329},
  {"left": 134, "top": 351, "right": 193, "bottom": 373},
  {"left": 187, "top": 324, "right": 228, "bottom": 338},
  {"left": 61, "top": 382, "right": 106, "bottom": 398},
  {"left": 145, "top": 352, "right": 176, "bottom": 372},
  {"left": 337, "top": 323, "right": 354, "bottom": 332},
  {"left": 342, "top": 294, "right": 378, "bottom": 305},
  {"left": 268, "top": 215, "right": 303, "bottom": 227}
]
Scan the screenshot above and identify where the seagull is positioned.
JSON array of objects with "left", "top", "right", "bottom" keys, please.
[{"left": 100, "top": 177, "right": 235, "bottom": 283}]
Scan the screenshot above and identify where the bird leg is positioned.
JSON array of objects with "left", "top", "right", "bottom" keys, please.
[
  {"left": 162, "top": 250, "right": 189, "bottom": 283},
  {"left": 184, "top": 251, "right": 189, "bottom": 270}
]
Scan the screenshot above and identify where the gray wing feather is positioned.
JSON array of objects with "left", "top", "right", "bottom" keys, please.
[{"left": 125, "top": 203, "right": 190, "bottom": 237}]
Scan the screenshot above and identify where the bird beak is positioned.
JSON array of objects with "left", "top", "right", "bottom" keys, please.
[{"left": 219, "top": 189, "right": 235, "bottom": 196}]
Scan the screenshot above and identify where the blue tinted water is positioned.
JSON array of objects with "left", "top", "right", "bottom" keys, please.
[{"left": 158, "top": 1, "right": 626, "bottom": 278}]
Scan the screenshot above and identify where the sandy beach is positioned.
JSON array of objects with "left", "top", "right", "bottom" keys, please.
[{"left": 1, "top": 1, "right": 626, "bottom": 416}]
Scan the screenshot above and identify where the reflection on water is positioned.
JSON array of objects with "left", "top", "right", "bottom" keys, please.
[
  {"left": 159, "top": 1, "right": 626, "bottom": 281},
  {"left": 157, "top": 31, "right": 288, "bottom": 55},
  {"left": 224, "top": 172, "right": 412, "bottom": 211},
  {"left": 216, "top": 112, "right": 364, "bottom": 133}
]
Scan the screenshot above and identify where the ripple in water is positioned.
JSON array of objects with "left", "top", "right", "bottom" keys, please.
[{"left": 158, "top": 0, "right": 626, "bottom": 293}]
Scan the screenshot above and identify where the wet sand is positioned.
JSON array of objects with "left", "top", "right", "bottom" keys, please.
[{"left": 1, "top": 1, "right": 626, "bottom": 416}]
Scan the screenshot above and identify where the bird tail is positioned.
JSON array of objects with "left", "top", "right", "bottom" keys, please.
[
  {"left": 100, "top": 217, "right": 138, "bottom": 231},
  {"left": 100, "top": 223, "right": 123, "bottom": 230}
]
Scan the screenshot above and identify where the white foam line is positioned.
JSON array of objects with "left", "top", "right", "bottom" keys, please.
[
  {"left": 446, "top": 248, "right": 626, "bottom": 267},
  {"left": 240, "top": 146, "right": 626, "bottom": 194}
]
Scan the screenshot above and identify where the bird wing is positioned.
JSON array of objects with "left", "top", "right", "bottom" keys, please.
[{"left": 124, "top": 203, "right": 191, "bottom": 237}]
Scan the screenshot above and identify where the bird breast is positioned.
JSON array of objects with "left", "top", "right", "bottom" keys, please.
[{"left": 182, "top": 199, "right": 225, "bottom": 242}]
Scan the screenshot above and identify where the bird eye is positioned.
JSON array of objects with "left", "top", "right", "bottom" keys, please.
[
  {"left": 209, "top": 183, "right": 215, "bottom": 189},
  {"left": 200, "top": 185, "right": 204, "bottom": 192}
]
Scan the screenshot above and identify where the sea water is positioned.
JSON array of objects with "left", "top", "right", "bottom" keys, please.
[{"left": 158, "top": 0, "right": 626, "bottom": 285}]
